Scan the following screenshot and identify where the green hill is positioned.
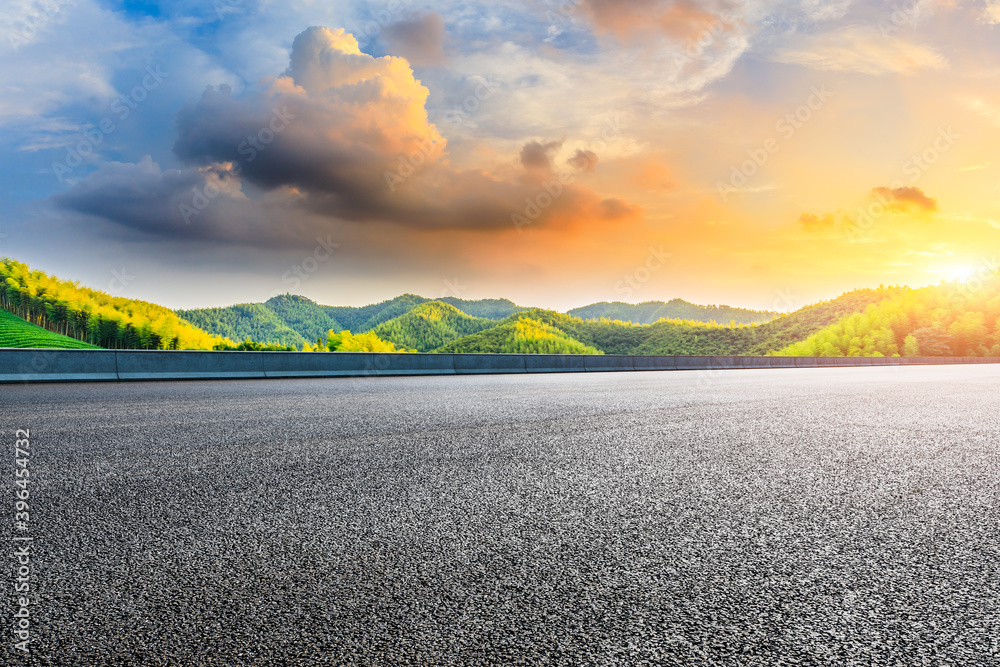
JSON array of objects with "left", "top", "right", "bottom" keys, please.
[
  {"left": 6, "top": 253, "right": 961, "bottom": 357},
  {"left": 568, "top": 299, "right": 779, "bottom": 325},
  {"left": 181, "top": 294, "right": 529, "bottom": 347},
  {"left": 264, "top": 295, "right": 343, "bottom": 345},
  {"left": 437, "top": 312, "right": 603, "bottom": 354},
  {"left": 437, "top": 289, "right": 905, "bottom": 356},
  {"left": 177, "top": 302, "right": 306, "bottom": 348},
  {"left": 438, "top": 297, "right": 526, "bottom": 320},
  {"left": 1, "top": 258, "right": 231, "bottom": 350},
  {"left": 0, "top": 309, "right": 101, "bottom": 349},
  {"left": 372, "top": 301, "right": 496, "bottom": 352},
  {"left": 776, "top": 276, "right": 1000, "bottom": 357},
  {"left": 324, "top": 294, "right": 430, "bottom": 333}
]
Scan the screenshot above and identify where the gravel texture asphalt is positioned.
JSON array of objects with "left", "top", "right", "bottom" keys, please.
[{"left": 2, "top": 365, "right": 999, "bottom": 666}]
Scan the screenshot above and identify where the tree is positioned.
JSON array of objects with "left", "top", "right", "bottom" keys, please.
[{"left": 911, "top": 327, "right": 952, "bottom": 356}]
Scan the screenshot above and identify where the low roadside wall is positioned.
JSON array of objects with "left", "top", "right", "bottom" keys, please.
[{"left": 0, "top": 349, "right": 997, "bottom": 383}]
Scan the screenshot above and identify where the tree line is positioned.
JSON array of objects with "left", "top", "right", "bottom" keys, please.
[
  {"left": 777, "top": 275, "right": 1000, "bottom": 357},
  {"left": 1, "top": 258, "right": 232, "bottom": 350}
]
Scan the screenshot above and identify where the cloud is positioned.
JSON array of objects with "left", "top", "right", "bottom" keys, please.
[
  {"left": 55, "top": 27, "right": 640, "bottom": 245},
  {"left": 797, "top": 212, "right": 836, "bottom": 231},
  {"left": 984, "top": 1, "right": 1000, "bottom": 24},
  {"left": 581, "top": 0, "right": 737, "bottom": 43},
  {"left": 871, "top": 186, "right": 938, "bottom": 214},
  {"left": 962, "top": 97, "right": 1000, "bottom": 127},
  {"left": 380, "top": 13, "right": 448, "bottom": 67},
  {"left": 568, "top": 149, "right": 599, "bottom": 172},
  {"left": 771, "top": 27, "right": 948, "bottom": 75},
  {"left": 520, "top": 140, "right": 563, "bottom": 172}
]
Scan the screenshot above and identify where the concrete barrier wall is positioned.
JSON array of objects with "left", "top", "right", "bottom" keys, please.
[
  {"left": 377, "top": 353, "right": 455, "bottom": 376},
  {"left": 526, "top": 355, "right": 587, "bottom": 373},
  {"left": 117, "top": 350, "right": 265, "bottom": 380},
  {"left": 454, "top": 354, "right": 526, "bottom": 374},
  {"left": 633, "top": 356, "right": 677, "bottom": 371},
  {"left": 2, "top": 349, "right": 999, "bottom": 383},
  {"left": 0, "top": 349, "right": 119, "bottom": 382},
  {"left": 263, "top": 352, "right": 374, "bottom": 378},
  {"left": 584, "top": 356, "right": 635, "bottom": 372}
]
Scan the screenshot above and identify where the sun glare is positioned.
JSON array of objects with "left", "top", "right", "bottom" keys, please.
[{"left": 942, "top": 265, "right": 977, "bottom": 284}]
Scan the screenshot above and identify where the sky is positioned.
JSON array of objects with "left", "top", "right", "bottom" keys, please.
[{"left": 2, "top": 0, "right": 1000, "bottom": 312}]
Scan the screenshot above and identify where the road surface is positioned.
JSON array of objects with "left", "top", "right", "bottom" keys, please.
[{"left": 3, "top": 366, "right": 999, "bottom": 665}]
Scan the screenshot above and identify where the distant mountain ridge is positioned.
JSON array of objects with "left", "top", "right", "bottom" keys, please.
[
  {"left": 372, "top": 302, "right": 496, "bottom": 352},
  {"left": 568, "top": 299, "right": 779, "bottom": 325},
  {"left": 177, "top": 294, "right": 528, "bottom": 348},
  {"left": 178, "top": 294, "right": 778, "bottom": 346},
  {"left": 12, "top": 254, "right": 984, "bottom": 357}
]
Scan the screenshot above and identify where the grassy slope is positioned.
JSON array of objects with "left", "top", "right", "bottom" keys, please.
[
  {"left": 0, "top": 309, "right": 101, "bottom": 349},
  {"left": 372, "top": 301, "right": 496, "bottom": 352}
]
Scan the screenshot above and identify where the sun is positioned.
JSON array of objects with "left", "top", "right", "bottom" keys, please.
[{"left": 941, "top": 264, "right": 977, "bottom": 284}]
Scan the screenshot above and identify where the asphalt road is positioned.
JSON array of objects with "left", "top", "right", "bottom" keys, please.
[{"left": 3, "top": 366, "right": 999, "bottom": 666}]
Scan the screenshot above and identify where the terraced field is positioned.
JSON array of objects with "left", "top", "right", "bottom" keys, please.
[{"left": 0, "top": 309, "right": 100, "bottom": 349}]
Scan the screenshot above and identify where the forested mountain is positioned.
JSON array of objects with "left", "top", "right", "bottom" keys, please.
[
  {"left": 265, "top": 295, "right": 344, "bottom": 345},
  {"left": 372, "top": 301, "right": 496, "bottom": 352},
  {"left": 6, "top": 254, "right": 996, "bottom": 357},
  {"left": 437, "top": 289, "right": 904, "bottom": 355},
  {"left": 326, "top": 295, "right": 523, "bottom": 332},
  {"left": 438, "top": 297, "right": 525, "bottom": 320},
  {"left": 777, "top": 276, "right": 1000, "bottom": 357},
  {"left": 1, "top": 258, "right": 231, "bottom": 350},
  {"left": 568, "top": 299, "right": 779, "bottom": 325},
  {"left": 176, "top": 302, "right": 307, "bottom": 347},
  {"left": 324, "top": 294, "right": 428, "bottom": 333},
  {"left": 181, "top": 294, "right": 525, "bottom": 346},
  {"left": 436, "top": 313, "right": 603, "bottom": 354}
]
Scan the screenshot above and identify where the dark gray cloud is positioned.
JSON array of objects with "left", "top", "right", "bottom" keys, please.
[
  {"left": 54, "top": 27, "right": 640, "bottom": 247},
  {"left": 380, "top": 13, "right": 448, "bottom": 67},
  {"left": 520, "top": 140, "right": 563, "bottom": 172},
  {"left": 568, "top": 149, "right": 598, "bottom": 171}
]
